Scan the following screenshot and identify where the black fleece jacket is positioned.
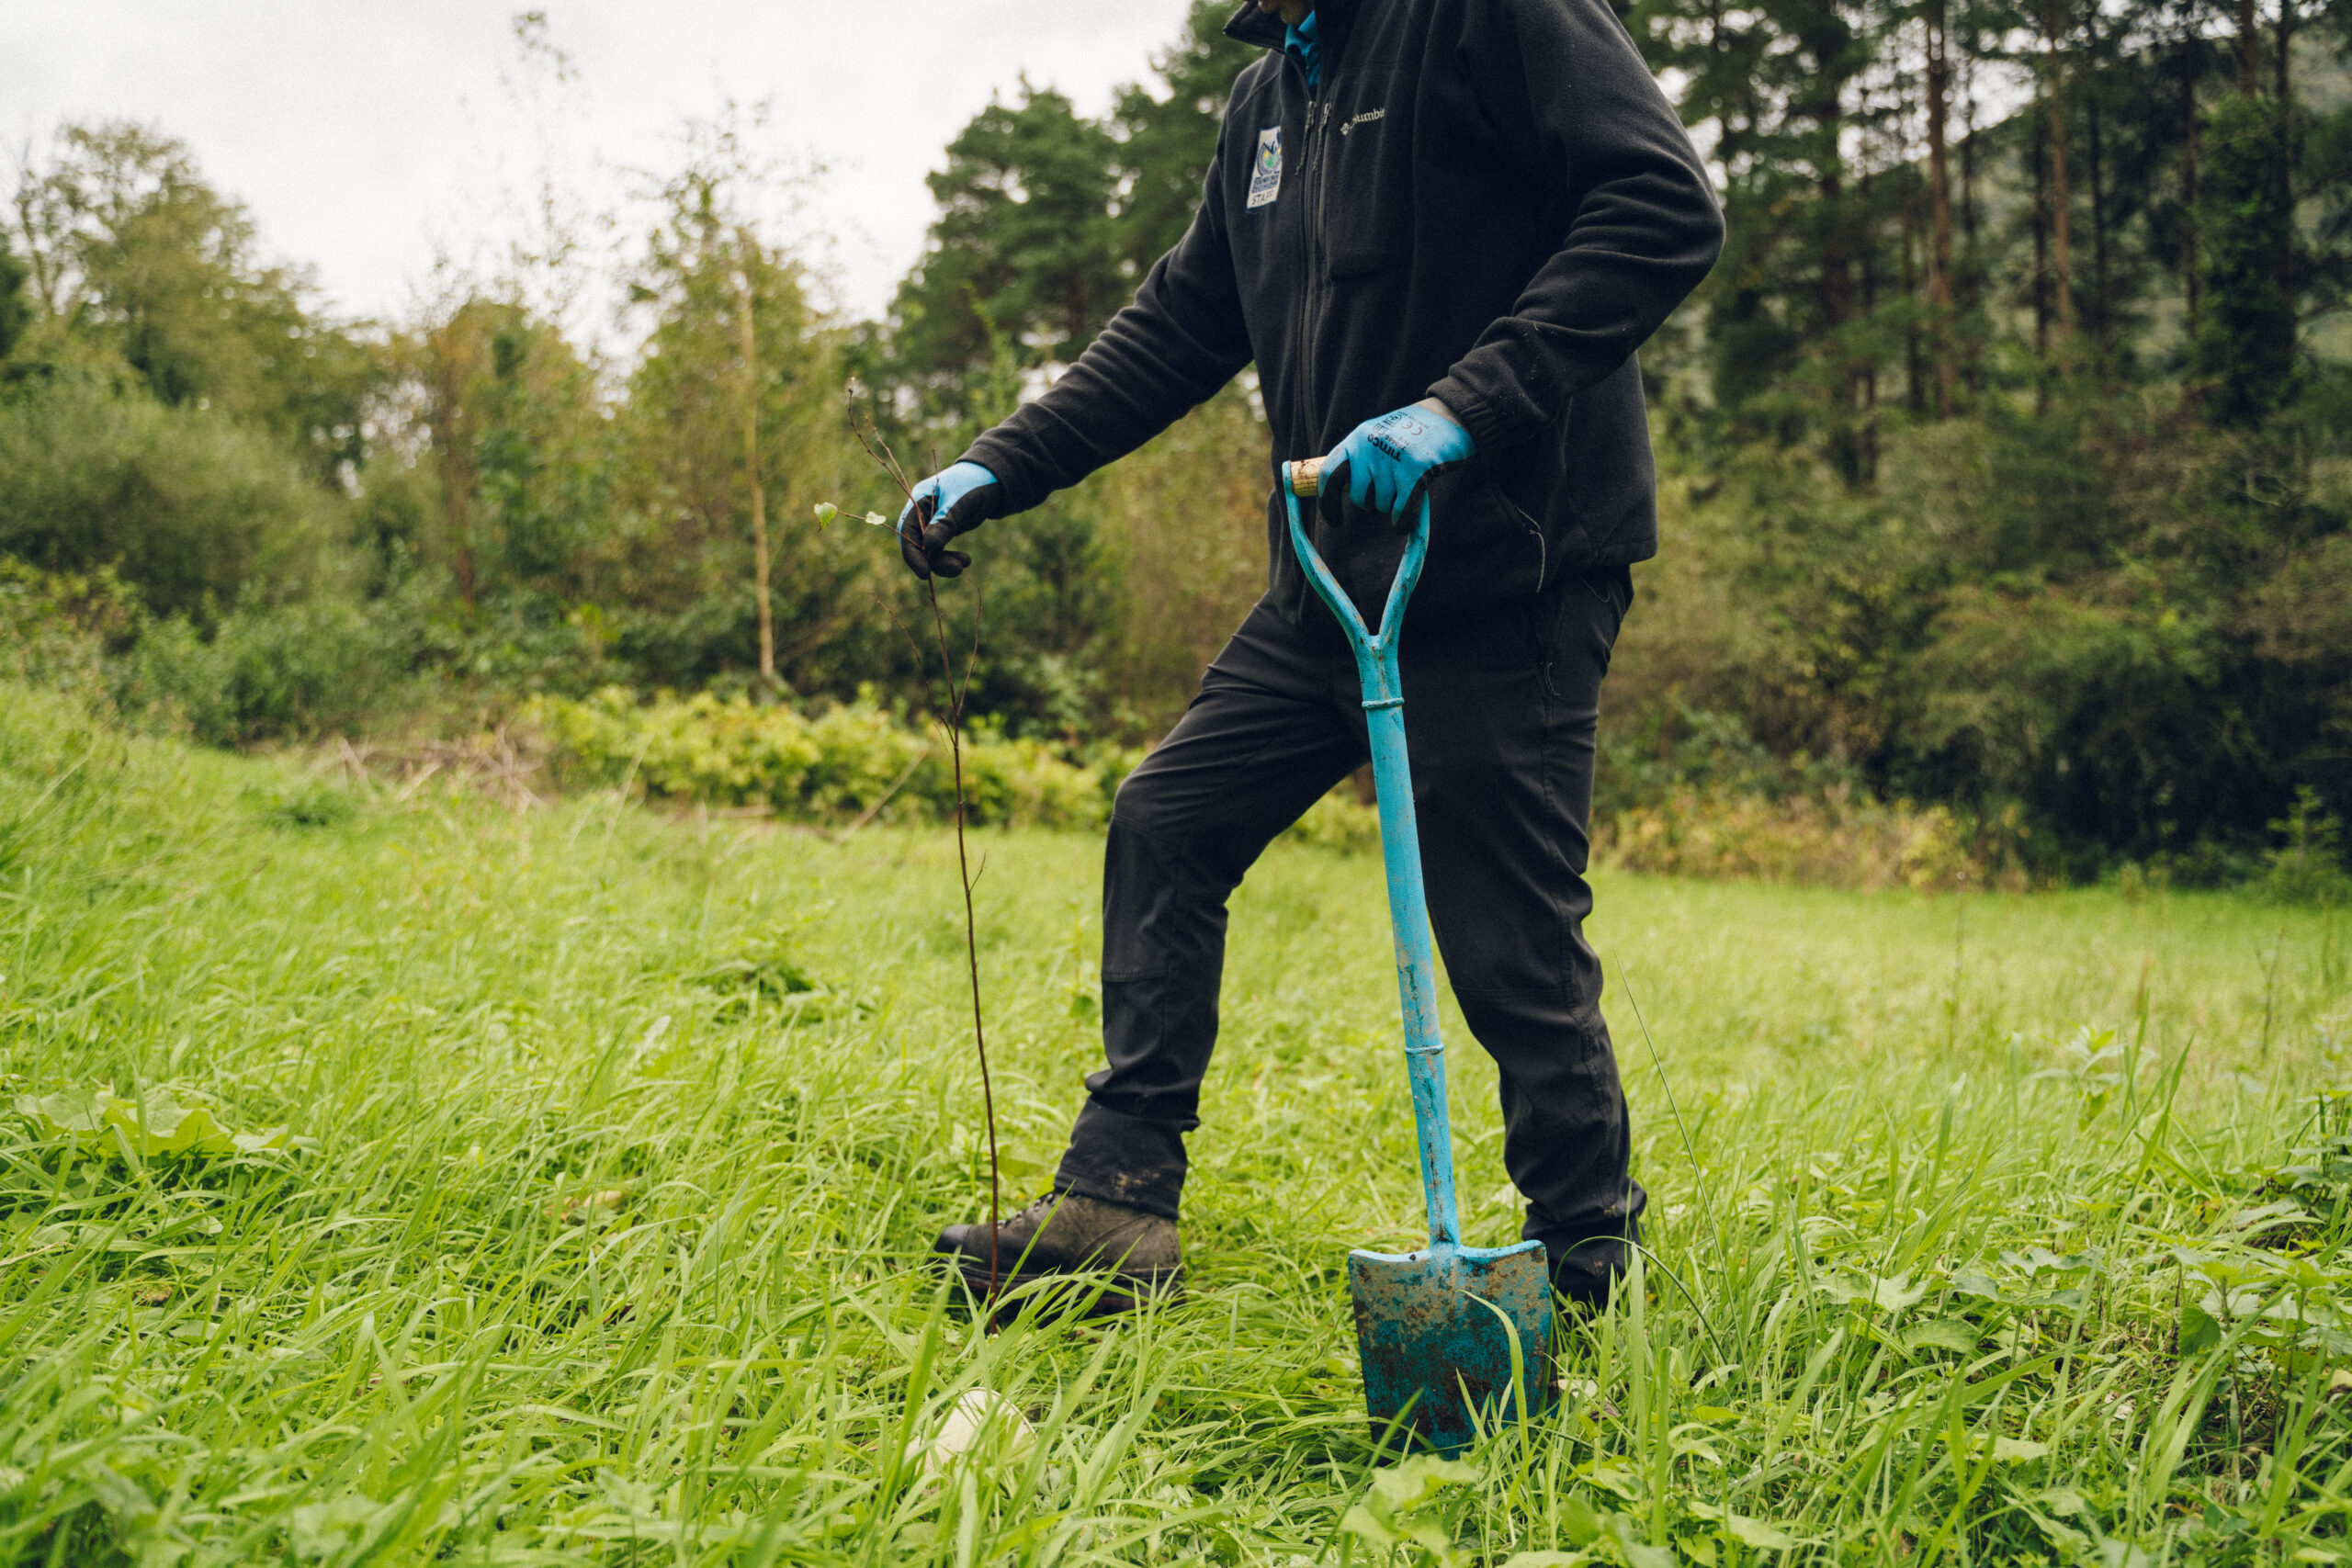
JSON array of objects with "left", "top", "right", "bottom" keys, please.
[{"left": 961, "top": 0, "right": 1722, "bottom": 629}]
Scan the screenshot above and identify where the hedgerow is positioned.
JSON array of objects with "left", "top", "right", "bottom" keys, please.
[{"left": 527, "top": 686, "right": 1138, "bottom": 830}]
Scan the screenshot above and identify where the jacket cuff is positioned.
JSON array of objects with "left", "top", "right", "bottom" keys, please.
[
  {"left": 1425, "top": 376, "right": 1531, "bottom": 453},
  {"left": 956, "top": 435, "right": 1039, "bottom": 518}
]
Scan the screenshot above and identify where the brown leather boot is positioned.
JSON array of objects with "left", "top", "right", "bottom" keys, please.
[{"left": 933, "top": 1192, "right": 1182, "bottom": 1317}]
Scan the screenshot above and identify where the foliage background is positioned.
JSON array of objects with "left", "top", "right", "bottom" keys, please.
[{"left": 0, "top": 0, "right": 2347, "bottom": 886}]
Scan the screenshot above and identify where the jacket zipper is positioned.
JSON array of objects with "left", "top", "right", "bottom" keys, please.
[
  {"left": 1285, "top": 59, "right": 1324, "bottom": 461},
  {"left": 1300, "top": 99, "right": 1329, "bottom": 444}
]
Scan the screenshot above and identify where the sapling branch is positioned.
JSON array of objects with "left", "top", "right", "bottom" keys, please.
[{"left": 823, "top": 423, "right": 1003, "bottom": 1296}]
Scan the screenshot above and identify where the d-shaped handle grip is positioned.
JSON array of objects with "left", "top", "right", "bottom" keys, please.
[{"left": 1278, "top": 452, "right": 1429, "bottom": 701}]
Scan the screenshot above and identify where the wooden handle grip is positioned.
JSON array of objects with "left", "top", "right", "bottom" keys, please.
[{"left": 1287, "top": 457, "right": 1326, "bottom": 498}]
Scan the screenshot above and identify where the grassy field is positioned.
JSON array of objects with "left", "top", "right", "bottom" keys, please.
[{"left": 1, "top": 681, "right": 2347, "bottom": 1566}]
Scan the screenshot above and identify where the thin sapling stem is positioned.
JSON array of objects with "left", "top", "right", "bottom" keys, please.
[
  {"left": 929, "top": 572, "right": 1000, "bottom": 1295},
  {"left": 828, "top": 424, "right": 1002, "bottom": 1295}
]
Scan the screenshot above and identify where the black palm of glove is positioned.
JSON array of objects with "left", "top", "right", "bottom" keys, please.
[{"left": 896, "top": 461, "right": 1002, "bottom": 580}]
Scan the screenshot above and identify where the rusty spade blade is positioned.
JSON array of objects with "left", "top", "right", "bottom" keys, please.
[{"left": 1350, "top": 1239, "right": 1552, "bottom": 1452}]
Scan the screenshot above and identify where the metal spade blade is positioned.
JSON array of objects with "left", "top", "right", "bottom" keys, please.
[{"left": 1351, "top": 1239, "right": 1552, "bottom": 1452}]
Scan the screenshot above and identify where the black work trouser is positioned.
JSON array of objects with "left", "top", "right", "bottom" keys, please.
[{"left": 1054, "top": 567, "right": 1645, "bottom": 1298}]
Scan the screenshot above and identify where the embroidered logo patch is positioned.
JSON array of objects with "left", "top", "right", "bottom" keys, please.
[{"left": 1246, "top": 126, "right": 1282, "bottom": 209}]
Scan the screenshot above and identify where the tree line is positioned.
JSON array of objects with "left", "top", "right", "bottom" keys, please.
[{"left": 0, "top": 1, "right": 2346, "bottom": 883}]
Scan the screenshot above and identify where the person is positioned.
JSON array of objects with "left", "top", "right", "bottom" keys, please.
[{"left": 907, "top": 0, "right": 1722, "bottom": 1315}]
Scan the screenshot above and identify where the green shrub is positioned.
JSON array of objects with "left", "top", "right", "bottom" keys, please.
[
  {"left": 1283, "top": 789, "right": 1380, "bottom": 853},
  {"left": 1600, "top": 785, "right": 2006, "bottom": 891},
  {"left": 116, "top": 590, "right": 424, "bottom": 746},
  {"left": 0, "top": 558, "right": 135, "bottom": 701},
  {"left": 0, "top": 381, "right": 340, "bottom": 622},
  {"left": 0, "top": 554, "right": 424, "bottom": 746},
  {"left": 2256, "top": 788, "right": 2352, "bottom": 906},
  {"left": 244, "top": 775, "right": 363, "bottom": 830},
  {"left": 530, "top": 688, "right": 1134, "bottom": 830},
  {"left": 533, "top": 687, "right": 1497, "bottom": 856}
]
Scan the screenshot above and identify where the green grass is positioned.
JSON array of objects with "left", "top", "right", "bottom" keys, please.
[{"left": 0, "top": 679, "right": 2347, "bottom": 1566}]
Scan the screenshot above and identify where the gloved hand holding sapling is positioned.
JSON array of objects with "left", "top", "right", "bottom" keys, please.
[{"left": 895, "top": 461, "right": 1002, "bottom": 580}]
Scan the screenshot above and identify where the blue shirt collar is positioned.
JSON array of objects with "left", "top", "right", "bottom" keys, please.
[{"left": 1283, "top": 9, "right": 1321, "bottom": 90}]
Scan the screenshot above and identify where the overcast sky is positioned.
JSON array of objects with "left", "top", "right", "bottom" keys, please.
[{"left": 3, "top": 2, "right": 1204, "bottom": 332}]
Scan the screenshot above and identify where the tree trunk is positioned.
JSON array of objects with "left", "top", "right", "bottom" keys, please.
[
  {"left": 2276, "top": 0, "right": 2291, "bottom": 101},
  {"left": 739, "top": 265, "right": 775, "bottom": 690},
  {"left": 427, "top": 326, "right": 480, "bottom": 613},
  {"left": 1860, "top": 165, "right": 1878, "bottom": 480},
  {"left": 1904, "top": 210, "right": 1925, "bottom": 415},
  {"left": 2183, "top": 52, "right": 2201, "bottom": 333},
  {"left": 1819, "top": 171, "right": 1851, "bottom": 334},
  {"left": 1961, "top": 57, "right": 1979, "bottom": 253},
  {"left": 1925, "top": 0, "right": 1956, "bottom": 415},
  {"left": 2044, "top": 0, "right": 2077, "bottom": 343},
  {"left": 2033, "top": 96, "right": 2051, "bottom": 367},
  {"left": 2238, "top": 0, "right": 2260, "bottom": 94},
  {"left": 2278, "top": 0, "right": 2295, "bottom": 306},
  {"left": 1801, "top": 50, "right": 1852, "bottom": 334},
  {"left": 2089, "top": 93, "right": 2110, "bottom": 363},
  {"left": 1962, "top": 59, "right": 1982, "bottom": 392}
]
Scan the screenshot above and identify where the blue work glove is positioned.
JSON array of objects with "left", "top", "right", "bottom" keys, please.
[
  {"left": 1328, "top": 399, "right": 1475, "bottom": 523},
  {"left": 896, "top": 461, "right": 1002, "bottom": 580}
]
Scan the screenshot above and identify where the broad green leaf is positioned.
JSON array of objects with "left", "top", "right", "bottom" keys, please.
[
  {"left": 1337, "top": 1502, "right": 1399, "bottom": 1552},
  {"left": 1950, "top": 1269, "right": 2004, "bottom": 1302},
  {"left": 1559, "top": 1494, "right": 1608, "bottom": 1547},
  {"left": 1724, "top": 1513, "right": 1797, "bottom": 1550},
  {"left": 1582, "top": 1463, "right": 1639, "bottom": 1500},
  {"left": 20, "top": 1089, "right": 107, "bottom": 1134},
  {"left": 2179, "top": 1301, "right": 2222, "bottom": 1355},
  {"left": 17, "top": 1085, "right": 292, "bottom": 1162},
  {"left": 1904, "top": 1319, "right": 1978, "bottom": 1354},
  {"left": 1822, "top": 1272, "right": 1928, "bottom": 1314},
  {"left": 1368, "top": 1453, "right": 1476, "bottom": 1514},
  {"left": 1872, "top": 1273, "right": 1930, "bottom": 1312},
  {"left": 290, "top": 1494, "right": 390, "bottom": 1560},
  {"left": 1607, "top": 1516, "right": 1675, "bottom": 1568},
  {"left": 1342, "top": 1453, "right": 1476, "bottom": 1562}
]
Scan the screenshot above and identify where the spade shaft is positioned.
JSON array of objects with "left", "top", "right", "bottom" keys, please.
[
  {"left": 1283, "top": 459, "right": 1458, "bottom": 1246},
  {"left": 1282, "top": 457, "right": 1552, "bottom": 1453}
]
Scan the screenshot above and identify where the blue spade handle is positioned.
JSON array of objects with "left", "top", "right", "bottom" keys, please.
[{"left": 1280, "top": 458, "right": 1459, "bottom": 1250}]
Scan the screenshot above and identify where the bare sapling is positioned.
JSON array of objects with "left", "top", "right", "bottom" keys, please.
[{"left": 815, "top": 428, "right": 1002, "bottom": 1295}]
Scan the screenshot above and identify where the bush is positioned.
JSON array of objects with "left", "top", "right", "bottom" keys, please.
[
  {"left": 1283, "top": 789, "right": 1381, "bottom": 853},
  {"left": 1614, "top": 392, "right": 2352, "bottom": 875},
  {"left": 1600, "top": 786, "right": 2005, "bottom": 892},
  {"left": 0, "top": 558, "right": 135, "bottom": 702},
  {"left": 0, "top": 553, "right": 428, "bottom": 746},
  {"left": 0, "top": 381, "right": 341, "bottom": 622},
  {"left": 113, "top": 587, "right": 427, "bottom": 746},
  {"left": 530, "top": 687, "right": 1135, "bottom": 830},
  {"left": 2254, "top": 788, "right": 2352, "bottom": 906}
]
